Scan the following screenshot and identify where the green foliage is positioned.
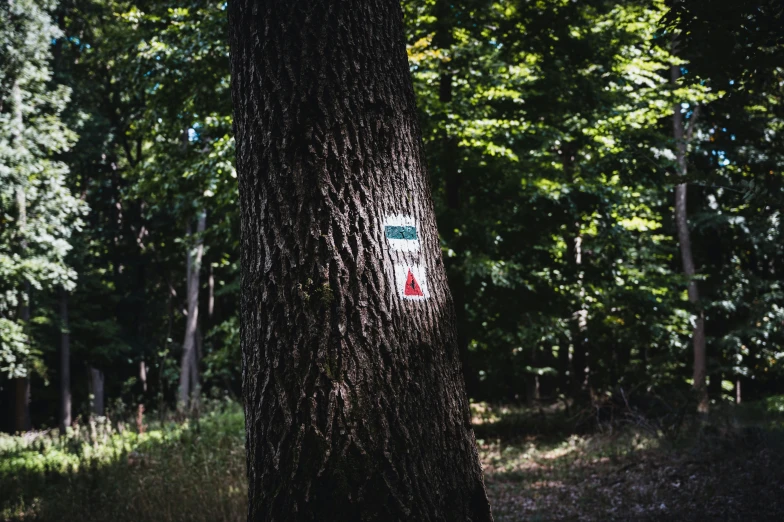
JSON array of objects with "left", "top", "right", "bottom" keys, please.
[
  {"left": 1, "top": 0, "right": 783, "bottom": 428},
  {"left": 402, "top": 0, "right": 784, "bottom": 403},
  {"left": 0, "top": 1, "right": 779, "bottom": 519},
  {"left": 39, "top": 0, "right": 241, "bottom": 412},
  {"left": 202, "top": 316, "right": 240, "bottom": 391},
  {"left": 3, "top": 400, "right": 783, "bottom": 521},
  {"left": 0, "top": 0, "right": 86, "bottom": 378},
  {"left": 661, "top": 0, "right": 784, "bottom": 90},
  {"left": 1, "top": 400, "right": 244, "bottom": 522}
]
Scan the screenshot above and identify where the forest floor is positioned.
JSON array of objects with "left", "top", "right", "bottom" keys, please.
[
  {"left": 474, "top": 401, "right": 784, "bottom": 521},
  {"left": 2, "top": 398, "right": 784, "bottom": 521}
]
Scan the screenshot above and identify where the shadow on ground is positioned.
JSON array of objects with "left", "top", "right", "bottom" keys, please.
[
  {"left": 474, "top": 401, "right": 784, "bottom": 521},
  {"left": 3, "top": 400, "right": 784, "bottom": 521}
]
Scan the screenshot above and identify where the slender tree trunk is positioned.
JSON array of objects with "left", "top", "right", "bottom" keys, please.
[
  {"left": 14, "top": 225, "right": 31, "bottom": 431},
  {"left": 570, "top": 231, "right": 588, "bottom": 396},
  {"left": 178, "top": 211, "right": 206, "bottom": 409},
  {"left": 59, "top": 288, "right": 71, "bottom": 434},
  {"left": 557, "top": 334, "right": 570, "bottom": 394},
  {"left": 139, "top": 361, "right": 148, "bottom": 393},
  {"left": 90, "top": 367, "right": 105, "bottom": 416},
  {"left": 178, "top": 223, "right": 193, "bottom": 405},
  {"left": 53, "top": 28, "right": 73, "bottom": 433},
  {"left": 208, "top": 264, "right": 215, "bottom": 318},
  {"left": 564, "top": 148, "right": 588, "bottom": 398},
  {"left": 12, "top": 287, "right": 30, "bottom": 431},
  {"left": 525, "top": 348, "right": 539, "bottom": 407},
  {"left": 13, "top": 378, "right": 30, "bottom": 433},
  {"left": 671, "top": 64, "right": 708, "bottom": 413},
  {"left": 13, "top": 79, "right": 31, "bottom": 432},
  {"left": 228, "top": 1, "right": 492, "bottom": 520},
  {"left": 138, "top": 359, "right": 148, "bottom": 428},
  {"left": 190, "top": 327, "right": 202, "bottom": 412}
]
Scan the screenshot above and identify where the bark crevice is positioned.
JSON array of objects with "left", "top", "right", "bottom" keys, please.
[{"left": 229, "top": 1, "right": 492, "bottom": 520}]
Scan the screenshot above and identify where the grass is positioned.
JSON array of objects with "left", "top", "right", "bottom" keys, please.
[
  {"left": 1, "top": 400, "right": 245, "bottom": 522},
  {"left": 2, "top": 398, "right": 784, "bottom": 521}
]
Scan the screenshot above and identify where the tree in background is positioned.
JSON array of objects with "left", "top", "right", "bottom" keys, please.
[
  {"left": 52, "top": 0, "right": 238, "bottom": 420},
  {"left": 408, "top": 0, "right": 700, "bottom": 402},
  {"left": 669, "top": 49, "right": 712, "bottom": 413},
  {"left": 663, "top": 0, "right": 784, "bottom": 407},
  {"left": 178, "top": 210, "right": 206, "bottom": 409},
  {"left": 2, "top": 0, "right": 783, "bottom": 432},
  {"left": 0, "top": 0, "right": 85, "bottom": 432}
]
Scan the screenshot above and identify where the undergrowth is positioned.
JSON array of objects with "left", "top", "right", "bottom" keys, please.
[
  {"left": 2, "top": 395, "right": 783, "bottom": 521},
  {"left": 1, "top": 399, "right": 245, "bottom": 522}
]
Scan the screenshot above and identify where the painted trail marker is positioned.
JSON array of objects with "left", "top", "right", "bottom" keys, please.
[
  {"left": 382, "top": 214, "right": 430, "bottom": 301},
  {"left": 394, "top": 264, "right": 430, "bottom": 301},
  {"left": 383, "top": 215, "right": 420, "bottom": 252}
]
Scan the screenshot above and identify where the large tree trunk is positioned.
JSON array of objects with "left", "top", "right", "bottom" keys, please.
[
  {"left": 59, "top": 288, "right": 71, "bottom": 434},
  {"left": 228, "top": 1, "right": 493, "bottom": 520},
  {"left": 671, "top": 65, "right": 708, "bottom": 413},
  {"left": 177, "top": 211, "right": 206, "bottom": 409}
]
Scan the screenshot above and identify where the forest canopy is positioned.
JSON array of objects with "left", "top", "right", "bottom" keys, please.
[{"left": 2, "top": 0, "right": 784, "bottom": 430}]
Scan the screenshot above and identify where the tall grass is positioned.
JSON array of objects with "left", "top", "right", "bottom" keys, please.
[
  {"left": 3, "top": 396, "right": 784, "bottom": 522},
  {"left": 1, "top": 400, "right": 246, "bottom": 522}
]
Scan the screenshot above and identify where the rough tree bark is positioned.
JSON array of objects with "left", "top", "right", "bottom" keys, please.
[
  {"left": 177, "top": 211, "right": 206, "bottom": 409},
  {"left": 59, "top": 287, "right": 71, "bottom": 434},
  {"left": 228, "top": 1, "right": 493, "bottom": 520},
  {"left": 671, "top": 64, "right": 708, "bottom": 413}
]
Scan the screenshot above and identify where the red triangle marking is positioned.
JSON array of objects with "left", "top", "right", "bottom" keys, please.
[{"left": 404, "top": 269, "right": 424, "bottom": 296}]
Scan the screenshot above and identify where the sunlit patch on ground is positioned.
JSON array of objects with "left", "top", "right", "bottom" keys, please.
[
  {"left": 479, "top": 419, "right": 784, "bottom": 521},
  {"left": 2, "top": 402, "right": 784, "bottom": 521}
]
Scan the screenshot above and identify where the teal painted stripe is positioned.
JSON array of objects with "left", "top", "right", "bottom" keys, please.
[{"left": 385, "top": 225, "right": 417, "bottom": 240}]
